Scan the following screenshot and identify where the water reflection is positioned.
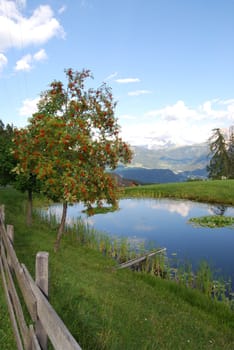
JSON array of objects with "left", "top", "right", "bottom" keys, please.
[
  {"left": 210, "top": 205, "right": 227, "bottom": 216},
  {"left": 146, "top": 200, "right": 193, "bottom": 217},
  {"left": 44, "top": 198, "right": 234, "bottom": 283}
]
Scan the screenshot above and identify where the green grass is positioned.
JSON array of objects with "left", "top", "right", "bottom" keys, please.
[
  {"left": 0, "top": 278, "right": 17, "bottom": 350},
  {"left": 1, "top": 186, "right": 234, "bottom": 349},
  {"left": 122, "top": 179, "right": 234, "bottom": 205}
]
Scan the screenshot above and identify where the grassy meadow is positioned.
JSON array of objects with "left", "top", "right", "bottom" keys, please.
[
  {"left": 0, "top": 181, "right": 234, "bottom": 349},
  {"left": 122, "top": 179, "right": 234, "bottom": 205}
]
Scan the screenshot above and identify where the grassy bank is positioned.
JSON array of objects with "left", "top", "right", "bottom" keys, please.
[
  {"left": 1, "top": 186, "right": 234, "bottom": 349},
  {"left": 122, "top": 179, "right": 234, "bottom": 205}
]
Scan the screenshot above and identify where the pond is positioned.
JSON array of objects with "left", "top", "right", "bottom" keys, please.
[{"left": 45, "top": 198, "right": 234, "bottom": 283}]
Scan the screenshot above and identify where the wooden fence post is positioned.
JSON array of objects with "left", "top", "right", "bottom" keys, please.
[
  {"left": 7, "top": 225, "right": 14, "bottom": 243},
  {"left": 0, "top": 204, "right": 5, "bottom": 224},
  {"left": 35, "top": 252, "right": 49, "bottom": 350},
  {"left": 6, "top": 225, "right": 14, "bottom": 272}
]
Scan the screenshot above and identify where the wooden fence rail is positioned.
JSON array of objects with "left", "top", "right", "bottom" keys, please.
[
  {"left": 117, "top": 248, "right": 167, "bottom": 270},
  {"left": 0, "top": 205, "right": 82, "bottom": 350}
]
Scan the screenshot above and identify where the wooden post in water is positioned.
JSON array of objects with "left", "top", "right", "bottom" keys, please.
[{"left": 35, "top": 252, "right": 49, "bottom": 350}]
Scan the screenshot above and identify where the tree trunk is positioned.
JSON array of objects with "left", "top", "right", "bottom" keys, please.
[
  {"left": 26, "top": 189, "right": 33, "bottom": 226},
  {"left": 54, "top": 202, "right": 67, "bottom": 252}
]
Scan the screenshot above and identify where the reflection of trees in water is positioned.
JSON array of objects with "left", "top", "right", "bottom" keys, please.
[{"left": 210, "top": 205, "right": 227, "bottom": 216}]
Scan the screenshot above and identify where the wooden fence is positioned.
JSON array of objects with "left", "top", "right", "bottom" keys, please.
[{"left": 0, "top": 205, "right": 82, "bottom": 350}]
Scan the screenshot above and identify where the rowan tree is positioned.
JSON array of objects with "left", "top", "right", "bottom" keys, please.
[{"left": 21, "top": 68, "right": 132, "bottom": 250}]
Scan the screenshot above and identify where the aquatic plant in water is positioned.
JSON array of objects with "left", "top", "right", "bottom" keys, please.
[{"left": 188, "top": 215, "right": 234, "bottom": 228}]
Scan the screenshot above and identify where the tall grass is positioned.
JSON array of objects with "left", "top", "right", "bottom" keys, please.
[
  {"left": 137, "top": 251, "right": 234, "bottom": 308},
  {"left": 40, "top": 210, "right": 142, "bottom": 263}
]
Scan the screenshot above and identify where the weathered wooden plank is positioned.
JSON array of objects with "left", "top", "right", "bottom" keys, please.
[
  {"left": 0, "top": 204, "right": 5, "bottom": 224},
  {"left": 0, "top": 255, "right": 24, "bottom": 350},
  {"left": 6, "top": 225, "right": 14, "bottom": 271},
  {"left": 22, "top": 264, "right": 82, "bottom": 350},
  {"left": 1, "top": 222, "right": 20, "bottom": 273},
  {"left": 35, "top": 252, "right": 49, "bottom": 350},
  {"left": 117, "top": 248, "right": 166, "bottom": 269},
  {"left": 29, "top": 325, "right": 42, "bottom": 350},
  {"left": 7, "top": 224, "right": 14, "bottom": 243},
  {"left": 1, "top": 226, "right": 37, "bottom": 320},
  {"left": 1, "top": 244, "right": 30, "bottom": 349}
]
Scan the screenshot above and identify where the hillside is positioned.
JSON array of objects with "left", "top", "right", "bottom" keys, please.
[
  {"left": 113, "top": 166, "right": 207, "bottom": 184},
  {"left": 112, "top": 143, "right": 209, "bottom": 184},
  {"left": 131, "top": 143, "right": 209, "bottom": 172}
]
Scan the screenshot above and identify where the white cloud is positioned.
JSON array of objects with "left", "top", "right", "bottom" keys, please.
[
  {"left": 200, "top": 100, "right": 234, "bottom": 120},
  {"left": 33, "top": 48, "right": 47, "bottom": 61},
  {"left": 15, "top": 0, "right": 26, "bottom": 9},
  {"left": 119, "top": 99, "right": 234, "bottom": 147},
  {"left": 19, "top": 97, "right": 39, "bottom": 116},
  {"left": 0, "top": 1, "right": 65, "bottom": 52},
  {"left": 58, "top": 5, "right": 67, "bottom": 14},
  {"left": 15, "top": 54, "right": 32, "bottom": 71},
  {"left": 0, "top": 53, "right": 7, "bottom": 71},
  {"left": 219, "top": 99, "right": 234, "bottom": 105},
  {"left": 128, "top": 90, "right": 152, "bottom": 97},
  {"left": 15, "top": 48, "right": 47, "bottom": 71},
  {"left": 146, "top": 100, "right": 199, "bottom": 121},
  {"left": 105, "top": 72, "right": 118, "bottom": 81},
  {"left": 115, "top": 78, "right": 140, "bottom": 84}
]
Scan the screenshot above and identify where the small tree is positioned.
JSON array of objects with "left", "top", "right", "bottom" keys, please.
[
  {"left": 0, "top": 120, "right": 16, "bottom": 186},
  {"left": 24, "top": 68, "right": 132, "bottom": 250},
  {"left": 207, "top": 128, "right": 230, "bottom": 179},
  {"left": 13, "top": 128, "right": 41, "bottom": 226}
]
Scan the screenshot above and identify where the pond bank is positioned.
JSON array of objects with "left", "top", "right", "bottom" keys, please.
[
  {"left": 122, "top": 179, "right": 234, "bottom": 205},
  {"left": 1, "top": 187, "right": 234, "bottom": 349}
]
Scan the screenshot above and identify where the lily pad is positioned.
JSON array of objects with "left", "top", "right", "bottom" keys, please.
[{"left": 188, "top": 215, "right": 234, "bottom": 228}]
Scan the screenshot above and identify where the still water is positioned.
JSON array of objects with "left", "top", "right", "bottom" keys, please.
[{"left": 46, "top": 198, "right": 234, "bottom": 281}]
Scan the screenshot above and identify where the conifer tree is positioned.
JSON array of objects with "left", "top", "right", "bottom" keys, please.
[
  {"left": 227, "top": 126, "right": 234, "bottom": 179},
  {"left": 207, "top": 128, "right": 230, "bottom": 179}
]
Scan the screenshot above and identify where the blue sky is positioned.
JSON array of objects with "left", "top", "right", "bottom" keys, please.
[{"left": 0, "top": 0, "right": 234, "bottom": 147}]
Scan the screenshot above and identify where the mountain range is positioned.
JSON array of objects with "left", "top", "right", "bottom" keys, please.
[
  {"left": 112, "top": 143, "right": 209, "bottom": 184},
  {"left": 130, "top": 143, "right": 209, "bottom": 172}
]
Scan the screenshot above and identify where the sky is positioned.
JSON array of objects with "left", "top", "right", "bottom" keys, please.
[{"left": 0, "top": 0, "right": 234, "bottom": 148}]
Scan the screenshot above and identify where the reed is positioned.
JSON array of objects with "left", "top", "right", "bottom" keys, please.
[
  {"left": 39, "top": 209, "right": 146, "bottom": 263},
  {"left": 138, "top": 251, "right": 234, "bottom": 308}
]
